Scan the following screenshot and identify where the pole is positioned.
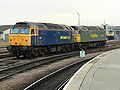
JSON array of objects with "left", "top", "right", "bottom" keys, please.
[{"left": 77, "top": 13, "right": 80, "bottom": 26}]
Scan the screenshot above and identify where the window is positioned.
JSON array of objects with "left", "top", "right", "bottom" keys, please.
[
  {"left": 31, "top": 29, "right": 34, "bottom": 34},
  {"left": 11, "top": 28, "right": 19, "bottom": 34},
  {"left": 20, "top": 28, "right": 29, "bottom": 34},
  {"left": 10, "top": 28, "right": 30, "bottom": 34}
]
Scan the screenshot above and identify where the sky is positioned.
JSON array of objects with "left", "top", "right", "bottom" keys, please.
[{"left": 0, "top": 0, "right": 120, "bottom": 26}]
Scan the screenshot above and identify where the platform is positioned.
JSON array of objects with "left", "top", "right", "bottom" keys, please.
[{"left": 63, "top": 49, "right": 120, "bottom": 90}]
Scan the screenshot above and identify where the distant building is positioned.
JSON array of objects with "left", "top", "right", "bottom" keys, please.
[
  {"left": 110, "top": 26, "right": 120, "bottom": 35},
  {"left": 0, "top": 25, "right": 12, "bottom": 41}
]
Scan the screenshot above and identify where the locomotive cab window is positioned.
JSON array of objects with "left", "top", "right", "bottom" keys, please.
[
  {"left": 10, "top": 27, "right": 30, "bottom": 34},
  {"left": 30, "top": 28, "right": 38, "bottom": 35},
  {"left": 31, "top": 29, "right": 34, "bottom": 34}
]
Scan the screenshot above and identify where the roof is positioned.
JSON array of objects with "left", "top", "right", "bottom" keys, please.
[
  {"left": 111, "top": 26, "right": 120, "bottom": 31},
  {"left": 71, "top": 26, "right": 105, "bottom": 31},
  {"left": 0, "top": 25, "right": 12, "bottom": 32}
]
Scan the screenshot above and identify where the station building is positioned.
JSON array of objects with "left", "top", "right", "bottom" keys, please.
[
  {"left": 110, "top": 26, "right": 120, "bottom": 35},
  {"left": 0, "top": 25, "right": 12, "bottom": 41}
]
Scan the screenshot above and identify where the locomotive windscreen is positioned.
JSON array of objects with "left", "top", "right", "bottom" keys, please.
[{"left": 10, "top": 28, "right": 30, "bottom": 34}]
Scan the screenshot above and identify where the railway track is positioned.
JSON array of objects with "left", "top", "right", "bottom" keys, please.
[
  {"left": 0, "top": 53, "right": 13, "bottom": 59},
  {"left": 0, "top": 51, "right": 79, "bottom": 81},
  {"left": 0, "top": 47, "right": 13, "bottom": 59},
  {"left": 0, "top": 57, "right": 22, "bottom": 70},
  {"left": 23, "top": 57, "right": 93, "bottom": 90},
  {"left": 56, "top": 77, "right": 70, "bottom": 90}
]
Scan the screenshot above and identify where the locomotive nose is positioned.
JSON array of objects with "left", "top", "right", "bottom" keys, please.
[{"left": 9, "top": 35, "right": 31, "bottom": 46}]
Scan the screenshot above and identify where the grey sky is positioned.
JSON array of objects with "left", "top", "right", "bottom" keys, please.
[{"left": 0, "top": 0, "right": 120, "bottom": 25}]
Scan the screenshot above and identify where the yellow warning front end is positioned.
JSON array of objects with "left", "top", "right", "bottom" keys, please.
[
  {"left": 74, "top": 34, "right": 81, "bottom": 42},
  {"left": 9, "top": 34, "right": 31, "bottom": 46}
]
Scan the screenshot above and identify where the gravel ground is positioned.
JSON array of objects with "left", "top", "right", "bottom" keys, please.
[{"left": 0, "top": 52, "right": 103, "bottom": 90}]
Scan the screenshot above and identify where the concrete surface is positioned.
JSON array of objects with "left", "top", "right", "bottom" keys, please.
[{"left": 63, "top": 49, "right": 120, "bottom": 90}]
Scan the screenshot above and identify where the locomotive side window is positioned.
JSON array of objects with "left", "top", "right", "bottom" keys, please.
[
  {"left": 31, "top": 29, "right": 34, "bottom": 34},
  {"left": 30, "top": 28, "right": 38, "bottom": 35}
]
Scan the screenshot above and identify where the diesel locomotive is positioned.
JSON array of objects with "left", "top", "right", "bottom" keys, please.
[
  {"left": 106, "top": 31, "right": 115, "bottom": 40},
  {"left": 7, "top": 22, "right": 106, "bottom": 58}
]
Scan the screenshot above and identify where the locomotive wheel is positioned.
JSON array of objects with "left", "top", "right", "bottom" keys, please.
[
  {"left": 32, "top": 48, "right": 39, "bottom": 57},
  {"left": 61, "top": 46, "right": 66, "bottom": 53},
  {"left": 43, "top": 47, "right": 48, "bottom": 56},
  {"left": 65, "top": 45, "right": 70, "bottom": 52},
  {"left": 38, "top": 48, "right": 45, "bottom": 56},
  {"left": 15, "top": 52, "right": 20, "bottom": 58}
]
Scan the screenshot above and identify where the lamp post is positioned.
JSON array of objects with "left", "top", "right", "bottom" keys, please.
[{"left": 77, "top": 13, "right": 80, "bottom": 26}]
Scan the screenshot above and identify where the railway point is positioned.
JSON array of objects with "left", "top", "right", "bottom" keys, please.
[{"left": 63, "top": 49, "right": 120, "bottom": 90}]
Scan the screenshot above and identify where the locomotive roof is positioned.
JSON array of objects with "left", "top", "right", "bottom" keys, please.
[
  {"left": 71, "top": 26, "right": 105, "bottom": 31},
  {"left": 15, "top": 22, "right": 73, "bottom": 31}
]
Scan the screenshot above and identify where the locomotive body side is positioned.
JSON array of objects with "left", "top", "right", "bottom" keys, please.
[
  {"left": 35, "top": 30, "right": 73, "bottom": 46},
  {"left": 71, "top": 26, "right": 106, "bottom": 49},
  {"left": 79, "top": 26, "right": 106, "bottom": 42}
]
